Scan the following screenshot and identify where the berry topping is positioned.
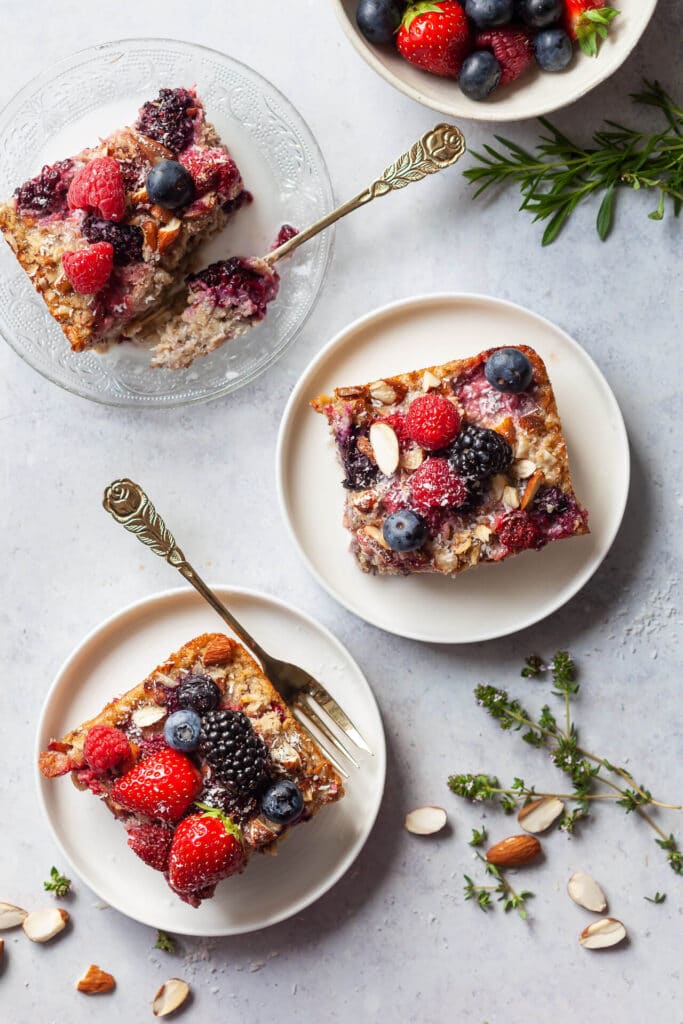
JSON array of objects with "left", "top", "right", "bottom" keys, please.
[
  {"left": 62, "top": 242, "right": 114, "bottom": 294},
  {"left": 459, "top": 50, "right": 502, "bottom": 99},
  {"left": 168, "top": 805, "right": 245, "bottom": 896},
  {"left": 410, "top": 457, "right": 468, "bottom": 510},
  {"left": 83, "top": 725, "right": 130, "bottom": 772},
  {"left": 126, "top": 822, "right": 173, "bottom": 872},
  {"left": 497, "top": 510, "right": 543, "bottom": 551},
  {"left": 516, "top": 0, "right": 562, "bottom": 28},
  {"left": 448, "top": 423, "right": 512, "bottom": 479},
  {"left": 138, "top": 734, "right": 169, "bottom": 761},
  {"left": 397, "top": 2, "right": 473, "bottom": 79},
  {"left": 199, "top": 710, "right": 272, "bottom": 796},
  {"left": 357, "top": 0, "right": 404, "bottom": 43},
  {"left": 382, "top": 509, "right": 429, "bottom": 551},
  {"left": 484, "top": 348, "right": 533, "bottom": 393},
  {"left": 179, "top": 146, "right": 240, "bottom": 199},
  {"left": 465, "top": 0, "right": 514, "bottom": 27},
  {"left": 533, "top": 485, "right": 570, "bottom": 515},
  {"left": 405, "top": 394, "right": 461, "bottom": 450},
  {"left": 187, "top": 257, "right": 279, "bottom": 317},
  {"left": 338, "top": 427, "right": 379, "bottom": 490},
  {"left": 164, "top": 709, "right": 202, "bottom": 752},
  {"left": 563, "top": 1, "right": 619, "bottom": 56},
  {"left": 67, "top": 157, "right": 126, "bottom": 222},
  {"left": 178, "top": 675, "right": 221, "bottom": 714},
  {"left": 81, "top": 216, "right": 143, "bottom": 265},
  {"left": 475, "top": 25, "right": 534, "bottom": 83},
  {"left": 260, "top": 780, "right": 305, "bottom": 825},
  {"left": 111, "top": 748, "right": 202, "bottom": 822},
  {"left": 146, "top": 160, "right": 195, "bottom": 209},
  {"left": 14, "top": 159, "right": 73, "bottom": 216},
  {"left": 135, "top": 87, "right": 197, "bottom": 153},
  {"left": 272, "top": 224, "right": 299, "bottom": 249},
  {"left": 534, "top": 27, "right": 573, "bottom": 70},
  {"left": 379, "top": 412, "right": 409, "bottom": 445}
]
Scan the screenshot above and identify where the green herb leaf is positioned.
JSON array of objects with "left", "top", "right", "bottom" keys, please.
[
  {"left": 469, "top": 826, "right": 488, "bottom": 847},
  {"left": 43, "top": 867, "right": 71, "bottom": 898},
  {"left": 154, "top": 929, "right": 176, "bottom": 953},
  {"left": 644, "top": 892, "right": 666, "bottom": 904},
  {"left": 597, "top": 183, "right": 616, "bottom": 239}
]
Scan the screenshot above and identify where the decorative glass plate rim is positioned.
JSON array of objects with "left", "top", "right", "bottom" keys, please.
[{"left": 0, "top": 36, "right": 335, "bottom": 408}]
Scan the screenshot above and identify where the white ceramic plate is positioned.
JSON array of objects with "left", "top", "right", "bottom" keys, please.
[
  {"left": 334, "top": 0, "right": 658, "bottom": 122},
  {"left": 36, "top": 587, "right": 385, "bottom": 936},
  {"left": 277, "top": 293, "right": 629, "bottom": 643}
]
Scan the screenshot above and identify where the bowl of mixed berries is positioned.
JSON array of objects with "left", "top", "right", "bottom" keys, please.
[{"left": 335, "top": 0, "right": 657, "bottom": 119}]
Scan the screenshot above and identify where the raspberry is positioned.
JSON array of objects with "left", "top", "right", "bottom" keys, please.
[
  {"left": 180, "top": 146, "right": 240, "bottom": 198},
  {"left": 383, "top": 478, "right": 410, "bottom": 514},
  {"left": 62, "top": 242, "right": 114, "bottom": 294},
  {"left": 135, "top": 87, "right": 196, "bottom": 153},
  {"left": 410, "top": 458, "right": 468, "bottom": 510},
  {"left": 497, "top": 510, "right": 543, "bottom": 551},
  {"left": 126, "top": 823, "right": 173, "bottom": 872},
  {"left": 379, "top": 413, "right": 409, "bottom": 446},
  {"left": 14, "top": 159, "right": 73, "bottom": 216},
  {"left": 83, "top": 725, "right": 130, "bottom": 772},
  {"left": 405, "top": 394, "right": 461, "bottom": 450},
  {"left": 67, "top": 157, "right": 126, "bottom": 222},
  {"left": 82, "top": 216, "right": 143, "bottom": 265},
  {"left": 476, "top": 27, "right": 534, "bottom": 84}
]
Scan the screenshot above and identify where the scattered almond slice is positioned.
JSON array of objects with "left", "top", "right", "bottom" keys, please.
[
  {"left": 567, "top": 872, "right": 608, "bottom": 913},
  {"left": 517, "top": 796, "right": 564, "bottom": 834},
  {"left": 400, "top": 446, "right": 424, "bottom": 471},
  {"left": 502, "top": 485, "right": 520, "bottom": 509},
  {"left": 421, "top": 370, "right": 441, "bottom": 391},
  {"left": 22, "top": 907, "right": 69, "bottom": 943},
  {"left": 76, "top": 964, "right": 116, "bottom": 994},
  {"left": 132, "top": 705, "right": 167, "bottom": 728},
  {"left": 153, "top": 978, "right": 191, "bottom": 1017},
  {"left": 510, "top": 459, "right": 537, "bottom": 480},
  {"left": 490, "top": 474, "right": 507, "bottom": 501},
  {"left": 0, "top": 901, "right": 28, "bottom": 929},
  {"left": 369, "top": 380, "right": 399, "bottom": 406},
  {"left": 369, "top": 422, "right": 400, "bottom": 477},
  {"left": 404, "top": 806, "right": 447, "bottom": 835},
  {"left": 363, "top": 525, "right": 391, "bottom": 550},
  {"left": 579, "top": 917, "right": 626, "bottom": 949},
  {"left": 474, "top": 523, "right": 492, "bottom": 543},
  {"left": 520, "top": 469, "right": 545, "bottom": 510}
]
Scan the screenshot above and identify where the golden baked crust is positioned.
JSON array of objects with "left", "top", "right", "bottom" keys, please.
[{"left": 311, "top": 345, "right": 589, "bottom": 577}]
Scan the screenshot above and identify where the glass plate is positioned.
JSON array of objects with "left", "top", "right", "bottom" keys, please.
[{"left": 0, "top": 38, "right": 333, "bottom": 407}]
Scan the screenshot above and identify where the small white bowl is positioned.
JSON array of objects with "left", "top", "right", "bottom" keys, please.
[{"left": 334, "top": 0, "right": 658, "bottom": 121}]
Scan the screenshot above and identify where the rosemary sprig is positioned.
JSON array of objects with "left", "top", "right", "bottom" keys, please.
[
  {"left": 644, "top": 892, "right": 666, "bottom": 904},
  {"left": 464, "top": 854, "right": 533, "bottom": 920},
  {"left": 43, "top": 867, "right": 71, "bottom": 898},
  {"left": 464, "top": 79, "right": 683, "bottom": 244}
]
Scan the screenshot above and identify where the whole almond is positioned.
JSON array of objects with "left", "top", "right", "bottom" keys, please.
[
  {"left": 153, "top": 978, "right": 191, "bottom": 1017},
  {"left": 77, "top": 964, "right": 116, "bottom": 994},
  {"left": 22, "top": 907, "right": 69, "bottom": 943},
  {"left": 579, "top": 917, "right": 626, "bottom": 949},
  {"left": 567, "top": 872, "right": 607, "bottom": 913},
  {"left": 203, "top": 635, "right": 233, "bottom": 667},
  {"left": 485, "top": 834, "right": 541, "bottom": 868},
  {"left": 0, "top": 902, "right": 28, "bottom": 929},
  {"left": 517, "top": 796, "right": 564, "bottom": 834}
]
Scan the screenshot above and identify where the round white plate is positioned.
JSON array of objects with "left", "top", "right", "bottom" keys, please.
[
  {"left": 36, "top": 586, "right": 385, "bottom": 936},
  {"left": 334, "top": 0, "right": 657, "bottom": 122},
  {"left": 277, "top": 293, "right": 629, "bottom": 643}
]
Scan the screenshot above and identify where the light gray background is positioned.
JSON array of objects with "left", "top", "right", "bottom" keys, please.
[{"left": 0, "top": 1, "right": 681, "bottom": 1021}]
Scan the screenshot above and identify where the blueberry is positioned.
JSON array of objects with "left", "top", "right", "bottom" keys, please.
[
  {"left": 382, "top": 510, "right": 428, "bottom": 552},
  {"left": 484, "top": 348, "right": 533, "bottom": 393},
  {"left": 260, "top": 780, "right": 304, "bottom": 825},
  {"left": 459, "top": 51, "right": 502, "bottom": 101},
  {"left": 356, "top": 0, "right": 403, "bottom": 43},
  {"left": 178, "top": 675, "right": 221, "bottom": 714},
  {"left": 146, "top": 160, "right": 195, "bottom": 209},
  {"left": 465, "top": 0, "right": 514, "bottom": 27},
  {"left": 164, "top": 709, "right": 202, "bottom": 752},
  {"left": 517, "top": 0, "right": 562, "bottom": 28},
  {"left": 534, "top": 27, "right": 573, "bottom": 71}
]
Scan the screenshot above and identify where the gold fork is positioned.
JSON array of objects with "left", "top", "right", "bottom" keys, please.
[{"left": 102, "top": 479, "right": 370, "bottom": 777}]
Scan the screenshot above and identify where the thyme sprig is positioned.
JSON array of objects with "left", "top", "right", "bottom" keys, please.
[
  {"left": 464, "top": 854, "right": 533, "bottom": 920},
  {"left": 43, "top": 867, "right": 71, "bottom": 898},
  {"left": 464, "top": 80, "right": 683, "bottom": 245},
  {"left": 154, "top": 929, "right": 176, "bottom": 953}
]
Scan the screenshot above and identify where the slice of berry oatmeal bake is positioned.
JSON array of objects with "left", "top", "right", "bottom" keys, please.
[
  {"left": 311, "top": 345, "right": 589, "bottom": 578},
  {"left": 0, "top": 87, "right": 249, "bottom": 356},
  {"left": 39, "top": 633, "right": 343, "bottom": 906}
]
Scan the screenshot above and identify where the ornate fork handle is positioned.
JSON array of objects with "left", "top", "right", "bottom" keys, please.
[
  {"left": 266, "top": 123, "right": 466, "bottom": 265},
  {"left": 102, "top": 479, "right": 269, "bottom": 663}
]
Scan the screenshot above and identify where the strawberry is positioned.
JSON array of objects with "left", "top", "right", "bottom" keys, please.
[
  {"left": 397, "top": 2, "right": 472, "bottom": 78},
  {"left": 111, "top": 747, "right": 202, "bottom": 822},
  {"left": 168, "top": 804, "right": 246, "bottom": 896},
  {"left": 476, "top": 26, "right": 534, "bottom": 84},
  {"left": 61, "top": 242, "right": 114, "bottom": 294},
  {"left": 562, "top": 1, "right": 619, "bottom": 55}
]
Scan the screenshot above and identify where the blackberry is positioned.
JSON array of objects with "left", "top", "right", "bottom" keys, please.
[
  {"left": 15, "top": 159, "right": 72, "bottom": 216},
  {"left": 337, "top": 427, "right": 378, "bottom": 490},
  {"left": 533, "top": 485, "right": 569, "bottom": 516},
  {"left": 82, "top": 216, "right": 143, "bottom": 265},
  {"left": 448, "top": 424, "right": 512, "bottom": 480},
  {"left": 199, "top": 710, "right": 271, "bottom": 796},
  {"left": 178, "top": 674, "right": 221, "bottom": 714},
  {"left": 135, "top": 87, "right": 196, "bottom": 154}
]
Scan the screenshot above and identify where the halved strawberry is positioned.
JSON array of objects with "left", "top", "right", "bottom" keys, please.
[
  {"left": 397, "top": 2, "right": 472, "bottom": 79},
  {"left": 562, "top": 0, "right": 619, "bottom": 55},
  {"left": 111, "top": 748, "right": 202, "bottom": 822}
]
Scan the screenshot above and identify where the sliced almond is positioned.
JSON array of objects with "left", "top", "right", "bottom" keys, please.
[
  {"left": 22, "top": 907, "right": 69, "bottom": 943},
  {"left": 153, "top": 978, "right": 191, "bottom": 1017},
  {"left": 520, "top": 469, "right": 545, "bottom": 510},
  {"left": 486, "top": 834, "right": 541, "bottom": 868},
  {"left": 517, "top": 796, "right": 564, "bottom": 834},
  {"left": 130, "top": 186, "right": 149, "bottom": 205},
  {"left": 0, "top": 902, "right": 28, "bottom": 929},
  {"left": 400, "top": 446, "right": 425, "bottom": 471},
  {"left": 363, "top": 525, "right": 390, "bottom": 550},
  {"left": 502, "top": 485, "right": 520, "bottom": 509},
  {"left": 474, "top": 523, "right": 492, "bottom": 543},
  {"left": 76, "top": 964, "right": 116, "bottom": 994},
  {"left": 369, "top": 422, "right": 400, "bottom": 476},
  {"left": 203, "top": 635, "right": 234, "bottom": 667},
  {"left": 404, "top": 806, "right": 447, "bottom": 835},
  {"left": 336, "top": 385, "right": 366, "bottom": 399},
  {"left": 141, "top": 219, "right": 158, "bottom": 251},
  {"left": 567, "top": 872, "right": 608, "bottom": 913},
  {"left": 150, "top": 203, "right": 173, "bottom": 225},
  {"left": 495, "top": 416, "right": 516, "bottom": 445},
  {"left": 579, "top": 918, "right": 626, "bottom": 949},
  {"left": 490, "top": 474, "right": 507, "bottom": 501},
  {"left": 157, "top": 217, "right": 182, "bottom": 253},
  {"left": 356, "top": 435, "right": 376, "bottom": 462},
  {"left": 368, "top": 380, "right": 399, "bottom": 406},
  {"left": 421, "top": 370, "right": 441, "bottom": 391},
  {"left": 350, "top": 489, "right": 377, "bottom": 513},
  {"left": 132, "top": 705, "right": 167, "bottom": 729},
  {"left": 510, "top": 459, "right": 537, "bottom": 480},
  {"left": 453, "top": 535, "right": 473, "bottom": 556}
]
